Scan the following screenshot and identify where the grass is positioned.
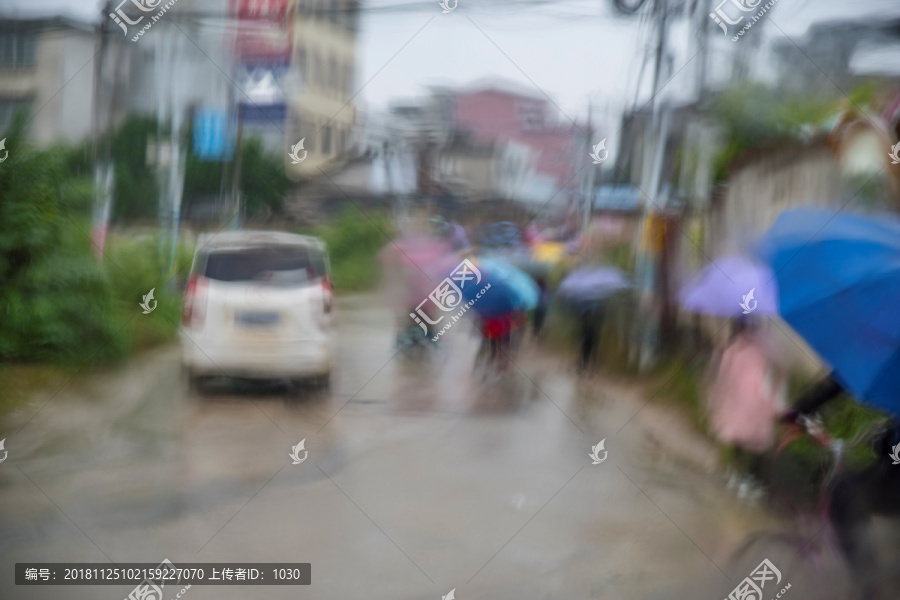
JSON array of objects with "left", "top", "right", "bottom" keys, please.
[
  {"left": 654, "top": 356, "right": 708, "bottom": 432},
  {"left": 0, "top": 233, "right": 195, "bottom": 421},
  {"left": 308, "top": 209, "right": 394, "bottom": 294},
  {"left": 0, "top": 363, "right": 77, "bottom": 421},
  {"left": 105, "top": 233, "right": 194, "bottom": 351}
]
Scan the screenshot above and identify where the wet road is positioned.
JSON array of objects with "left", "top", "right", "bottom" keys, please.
[{"left": 0, "top": 295, "right": 853, "bottom": 599}]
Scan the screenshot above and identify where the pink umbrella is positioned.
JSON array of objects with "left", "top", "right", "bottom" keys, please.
[{"left": 381, "top": 236, "right": 455, "bottom": 306}]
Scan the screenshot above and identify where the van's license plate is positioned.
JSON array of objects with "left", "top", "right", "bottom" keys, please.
[{"left": 236, "top": 311, "right": 281, "bottom": 327}]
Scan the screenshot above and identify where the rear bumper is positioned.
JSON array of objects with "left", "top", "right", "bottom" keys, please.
[{"left": 181, "top": 330, "right": 333, "bottom": 379}]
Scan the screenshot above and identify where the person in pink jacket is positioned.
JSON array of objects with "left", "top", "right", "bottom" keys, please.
[{"left": 706, "top": 318, "right": 787, "bottom": 497}]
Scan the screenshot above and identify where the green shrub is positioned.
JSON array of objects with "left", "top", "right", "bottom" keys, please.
[
  {"left": 312, "top": 208, "right": 393, "bottom": 293},
  {"left": 0, "top": 115, "right": 195, "bottom": 367},
  {"left": 0, "top": 119, "right": 128, "bottom": 365},
  {"left": 656, "top": 356, "right": 707, "bottom": 430},
  {"left": 105, "top": 234, "right": 193, "bottom": 350},
  {"left": 112, "top": 116, "right": 159, "bottom": 222},
  {"left": 184, "top": 134, "right": 291, "bottom": 220}
]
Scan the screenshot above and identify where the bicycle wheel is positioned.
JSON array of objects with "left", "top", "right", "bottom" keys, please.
[{"left": 729, "top": 527, "right": 851, "bottom": 600}]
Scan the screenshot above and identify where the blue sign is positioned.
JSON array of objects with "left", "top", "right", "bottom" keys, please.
[
  {"left": 239, "top": 102, "right": 287, "bottom": 124},
  {"left": 193, "top": 109, "right": 235, "bottom": 161},
  {"left": 236, "top": 64, "right": 289, "bottom": 125}
]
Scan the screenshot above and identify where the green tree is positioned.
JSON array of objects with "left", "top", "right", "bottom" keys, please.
[
  {"left": 0, "top": 115, "right": 127, "bottom": 364},
  {"left": 184, "top": 132, "right": 291, "bottom": 220},
  {"left": 112, "top": 115, "right": 159, "bottom": 222}
]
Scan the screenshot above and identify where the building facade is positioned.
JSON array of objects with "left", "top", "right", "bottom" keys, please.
[
  {"left": 0, "top": 15, "right": 103, "bottom": 144},
  {"left": 286, "top": 0, "right": 359, "bottom": 179}
]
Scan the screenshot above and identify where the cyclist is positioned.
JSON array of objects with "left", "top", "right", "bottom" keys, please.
[
  {"left": 783, "top": 373, "right": 900, "bottom": 598},
  {"left": 477, "top": 311, "right": 526, "bottom": 372}
]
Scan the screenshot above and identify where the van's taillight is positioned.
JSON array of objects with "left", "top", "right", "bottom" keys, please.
[
  {"left": 322, "top": 277, "right": 333, "bottom": 314},
  {"left": 182, "top": 275, "right": 207, "bottom": 329}
]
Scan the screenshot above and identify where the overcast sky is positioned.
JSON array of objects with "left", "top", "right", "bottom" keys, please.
[{"left": 6, "top": 0, "right": 900, "bottom": 129}]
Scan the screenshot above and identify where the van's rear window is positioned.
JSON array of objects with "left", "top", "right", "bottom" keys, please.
[{"left": 202, "top": 246, "right": 325, "bottom": 285}]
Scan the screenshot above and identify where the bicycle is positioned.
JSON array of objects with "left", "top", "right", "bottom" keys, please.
[
  {"left": 728, "top": 415, "right": 890, "bottom": 599},
  {"left": 394, "top": 323, "right": 435, "bottom": 360},
  {"left": 473, "top": 312, "right": 525, "bottom": 381}
]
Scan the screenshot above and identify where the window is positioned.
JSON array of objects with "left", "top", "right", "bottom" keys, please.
[
  {"left": 290, "top": 114, "right": 314, "bottom": 152},
  {"left": 303, "top": 120, "right": 315, "bottom": 152},
  {"left": 294, "top": 47, "right": 307, "bottom": 82},
  {"left": 343, "top": 0, "right": 358, "bottom": 30},
  {"left": 0, "top": 25, "right": 37, "bottom": 69},
  {"left": 329, "top": 0, "right": 340, "bottom": 23},
  {"left": 343, "top": 64, "right": 354, "bottom": 95},
  {"left": 516, "top": 99, "right": 545, "bottom": 131},
  {"left": 322, "top": 125, "right": 332, "bottom": 154},
  {"left": 0, "top": 98, "right": 32, "bottom": 132},
  {"left": 202, "top": 245, "right": 324, "bottom": 287},
  {"left": 311, "top": 53, "right": 322, "bottom": 89},
  {"left": 327, "top": 56, "right": 338, "bottom": 91}
]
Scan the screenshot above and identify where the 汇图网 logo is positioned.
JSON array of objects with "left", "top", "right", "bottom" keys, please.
[
  {"left": 125, "top": 558, "right": 191, "bottom": 600},
  {"left": 709, "top": 0, "right": 780, "bottom": 42},
  {"left": 709, "top": 0, "right": 761, "bottom": 35},
  {"left": 411, "top": 259, "right": 490, "bottom": 341},
  {"left": 739, "top": 288, "right": 757, "bottom": 314},
  {"left": 140, "top": 288, "right": 157, "bottom": 314},
  {"left": 289, "top": 139, "right": 307, "bottom": 164},
  {"left": 589, "top": 139, "right": 609, "bottom": 164},
  {"left": 589, "top": 439, "right": 608, "bottom": 465},
  {"left": 109, "top": 0, "right": 182, "bottom": 42},
  {"left": 109, "top": 0, "right": 163, "bottom": 35},
  {"left": 290, "top": 439, "right": 308, "bottom": 465},
  {"left": 889, "top": 142, "right": 900, "bottom": 165},
  {"left": 726, "top": 558, "right": 788, "bottom": 600}
]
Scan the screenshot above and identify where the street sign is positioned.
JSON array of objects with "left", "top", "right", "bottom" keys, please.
[{"left": 193, "top": 109, "right": 235, "bottom": 161}]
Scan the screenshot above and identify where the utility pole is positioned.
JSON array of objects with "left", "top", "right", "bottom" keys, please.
[
  {"left": 583, "top": 102, "right": 595, "bottom": 234},
  {"left": 154, "top": 24, "right": 187, "bottom": 280},
  {"left": 635, "top": 0, "right": 672, "bottom": 372},
  {"left": 694, "top": 0, "right": 712, "bottom": 97},
  {"left": 91, "top": 1, "right": 118, "bottom": 260},
  {"left": 231, "top": 107, "right": 244, "bottom": 230}
]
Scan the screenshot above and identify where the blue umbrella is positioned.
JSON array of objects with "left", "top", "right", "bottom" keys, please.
[
  {"left": 756, "top": 207, "right": 900, "bottom": 415},
  {"left": 462, "top": 257, "right": 538, "bottom": 317}
]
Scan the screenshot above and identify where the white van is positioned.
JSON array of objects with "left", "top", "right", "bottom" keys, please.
[{"left": 180, "top": 231, "right": 334, "bottom": 390}]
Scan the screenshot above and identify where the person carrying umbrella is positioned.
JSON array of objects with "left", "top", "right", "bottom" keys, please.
[
  {"left": 460, "top": 258, "right": 538, "bottom": 375},
  {"left": 576, "top": 302, "right": 603, "bottom": 373},
  {"left": 557, "top": 266, "right": 631, "bottom": 373},
  {"left": 706, "top": 316, "right": 787, "bottom": 499},
  {"left": 781, "top": 375, "right": 900, "bottom": 597},
  {"left": 756, "top": 207, "right": 900, "bottom": 596},
  {"left": 532, "top": 277, "right": 550, "bottom": 337},
  {"left": 678, "top": 256, "right": 786, "bottom": 498},
  {"left": 477, "top": 310, "right": 527, "bottom": 372}
]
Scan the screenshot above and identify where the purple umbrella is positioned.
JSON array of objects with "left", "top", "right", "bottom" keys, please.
[
  {"left": 679, "top": 256, "right": 777, "bottom": 317},
  {"left": 558, "top": 266, "right": 631, "bottom": 302}
]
